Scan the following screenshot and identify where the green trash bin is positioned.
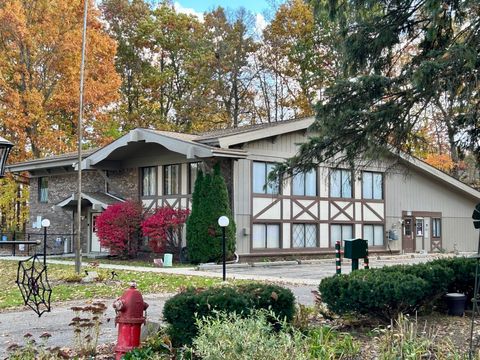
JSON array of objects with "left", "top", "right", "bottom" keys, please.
[{"left": 163, "top": 253, "right": 173, "bottom": 267}]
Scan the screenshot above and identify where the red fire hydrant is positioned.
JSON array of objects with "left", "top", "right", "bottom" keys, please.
[{"left": 113, "top": 282, "right": 149, "bottom": 360}]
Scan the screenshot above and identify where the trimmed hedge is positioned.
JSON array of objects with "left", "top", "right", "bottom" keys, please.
[
  {"left": 319, "top": 257, "right": 472, "bottom": 321},
  {"left": 163, "top": 283, "right": 295, "bottom": 346}
]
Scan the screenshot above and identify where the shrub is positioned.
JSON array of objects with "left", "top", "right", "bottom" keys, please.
[
  {"left": 319, "top": 257, "right": 475, "bottom": 321},
  {"left": 141, "top": 207, "right": 189, "bottom": 255},
  {"left": 191, "top": 310, "right": 360, "bottom": 360},
  {"left": 186, "top": 164, "right": 236, "bottom": 264},
  {"left": 96, "top": 200, "right": 143, "bottom": 257},
  {"left": 319, "top": 269, "right": 429, "bottom": 320},
  {"left": 192, "top": 310, "right": 309, "bottom": 360},
  {"left": 163, "top": 283, "right": 295, "bottom": 347}
]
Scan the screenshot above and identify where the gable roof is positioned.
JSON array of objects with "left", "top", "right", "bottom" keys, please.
[
  {"left": 6, "top": 117, "right": 479, "bottom": 200},
  {"left": 81, "top": 128, "right": 247, "bottom": 170},
  {"left": 195, "top": 117, "right": 315, "bottom": 147}
]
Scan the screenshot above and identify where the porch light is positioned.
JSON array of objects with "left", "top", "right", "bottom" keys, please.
[{"left": 0, "top": 136, "right": 13, "bottom": 178}]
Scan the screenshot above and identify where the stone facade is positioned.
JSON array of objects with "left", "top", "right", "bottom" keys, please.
[{"left": 28, "top": 168, "right": 138, "bottom": 254}]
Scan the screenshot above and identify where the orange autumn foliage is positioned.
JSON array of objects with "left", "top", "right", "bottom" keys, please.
[
  {"left": 0, "top": 0, "right": 120, "bottom": 162},
  {"left": 424, "top": 153, "right": 455, "bottom": 173}
]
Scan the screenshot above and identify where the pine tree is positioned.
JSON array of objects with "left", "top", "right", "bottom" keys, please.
[
  {"left": 274, "top": 0, "right": 480, "bottom": 176},
  {"left": 186, "top": 164, "right": 236, "bottom": 263}
]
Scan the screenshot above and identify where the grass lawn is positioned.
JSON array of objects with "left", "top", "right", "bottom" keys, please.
[{"left": 0, "top": 259, "right": 225, "bottom": 310}]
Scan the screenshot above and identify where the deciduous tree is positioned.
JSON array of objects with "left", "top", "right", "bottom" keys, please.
[{"left": 0, "top": 0, "right": 120, "bottom": 162}]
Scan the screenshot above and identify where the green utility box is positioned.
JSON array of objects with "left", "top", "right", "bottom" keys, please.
[{"left": 343, "top": 238, "right": 368, "bottom": 259}]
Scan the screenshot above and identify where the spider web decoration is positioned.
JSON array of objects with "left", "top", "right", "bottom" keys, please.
[{"left": 16, "top": 255, "right": 52, "bottom": 317}]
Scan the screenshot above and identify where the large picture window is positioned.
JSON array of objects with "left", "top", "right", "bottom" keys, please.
[
  {"left": 252, "top": 224, "right": 280, "bottom": 249},
  {"left": 253, "top": 162, "right": 279, "bottom": 195},
  {"left": 330, "top": 169, "right": 352, "bottom": 198},
  {"left": 141, "top": 167, "right": 156, "bottom": 196},
  {"left": 188, "top": 162, "right": 200, "bottom": 194},
  {"left": 292, "top": 170, "right": 317, "bottom": 196},
  {"left": 432, "top": 218, "right": 441, "bottom": 237},
  {"left": 163, "top": 164, "right": 180, "bottom": 195},
  {"left": 364, "top": 224, "right": 384, "bottom": 246},
  {"left": 362, "top": 172, "right": 383, "bottom": 199},
  {"left": 292, "top": 224, "right": 317, "bottom": 248},
  {"left": 330, "top": 224, "right": 353, "bottom": 247},
  {"left": 38, "top": 177, "right": 48, "bottom": 203}
]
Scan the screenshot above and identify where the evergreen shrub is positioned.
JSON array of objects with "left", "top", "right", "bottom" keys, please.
[
  {"left": 163, "top": 283, "right": 295, "bottom": 346},
  {"left": 319, "top": 257, "right": 475, "bottom": 321},
  {"left": 186, "top": 164, "right": 236, "bottom": 263}
]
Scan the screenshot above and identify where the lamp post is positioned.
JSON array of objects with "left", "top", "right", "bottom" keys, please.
[
  {"left": 41, "top": 219, "right": 51, "bottom": 266},
  {"left": 217, "top": 216, "right": 230, "bottom": 282},
  {"left": 0, "top": 136, "right": 13, "bottom": 178}
]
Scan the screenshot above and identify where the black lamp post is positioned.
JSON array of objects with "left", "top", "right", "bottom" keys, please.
[
  {"left": 0, "top": 136, "right": 13, "bottom": 178},
  {"left": 217, "top": 216, "right": 230, "bottom": 282}
]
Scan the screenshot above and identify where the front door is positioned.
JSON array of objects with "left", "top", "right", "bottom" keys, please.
[
  {"left": 403, "top": 217, "right": 414, "bottom": 252},
  {"left": 90, "top": 213, "right": 103, "bottom": 252}
]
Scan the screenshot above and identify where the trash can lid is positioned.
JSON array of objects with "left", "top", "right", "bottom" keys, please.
[{"left": 445, "top": 293, "right": 466, "bottom": 298}]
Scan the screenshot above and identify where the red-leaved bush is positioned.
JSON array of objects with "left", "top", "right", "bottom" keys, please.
[
  {"left": 141, "top": 207, "right": 189, "bottom": 254},
  {"left": 95, "top": 201, "right": 144, "bottom": 257}
]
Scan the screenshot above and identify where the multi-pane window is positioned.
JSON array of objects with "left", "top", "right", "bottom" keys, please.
[
  {"left": 432, "top": 218, "right": 441, "bottom": 237},
  {"left": 141, "top": 167, "right": 156, "bottom": 196},
  {"left": 38, "top": 177, "right": 48, "bottom": 203},
  {"left": 362, "top": 172, "right": 383, "bottom": 199},
  {"left": 253, "top": 162, "right": 279, "bottom": 195},
  {"left": 292, "top": 224, "right": 317, "bottom": 248},
  {"left": 188, "top": 162, "right": 200, "bottom": 194},
  {"left": 252, "top": 224, "right": 280, "bottom": 249},
  {"left": 364, "top": 224, "right": 384, "bottom": 246},
  {"left": 163, "top": 164, "right": 180, "bottom": 195},
  {"left": 292, "top": 170, "right": 316, "bottom": 196},
  {"left": 330, "top": 224, "right": 353, "bottom": 247},
  {"left": 330, "top": 169, "right": 352, "bottom": 198}
]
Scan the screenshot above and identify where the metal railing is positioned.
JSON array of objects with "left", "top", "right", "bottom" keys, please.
[{"left": 0, "top": 231, "right": 75, "bottom": 256}]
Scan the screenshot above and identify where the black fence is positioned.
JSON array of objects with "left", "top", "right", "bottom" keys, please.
[{"left": 0, "top": 231, "right": 75, "bottom": 256}]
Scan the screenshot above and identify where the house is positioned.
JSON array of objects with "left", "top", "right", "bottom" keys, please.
[{"left": 8, "top": 117, "right": 480, "bottom": 257}]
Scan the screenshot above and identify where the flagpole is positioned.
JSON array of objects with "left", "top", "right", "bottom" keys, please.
[{"left": 76, "top": 0, "right": 88, "bottom": 274}]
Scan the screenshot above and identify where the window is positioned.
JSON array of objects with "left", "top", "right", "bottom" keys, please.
[
  {"left": 253, "top": 162, "right": 279, "bottom": 195},
  {"left": 188, "top": 162, "right": 200, "bottom": 194},
  {"left": 364, "top": 224, "right": 384, "bottom": 246},
  {"left": 38, "top": 177, "right": 48, "bottom": 203},
  {"left": 432, "top": 218, "right": 441, "bottom": 237},
  {"left": 292, "top": 170, "right": 317, "bottom": 196},
  {"left": 141, "top": 167, "right": 156, "bottom": 196},
  {"left": 252, "top": 224, "right": 280, "bottom": 249},
  {"left": 292, "top": 224, "right": 317, "bottom": 248},
  {"left": 163, "top": 164, "right": 180, "bottom": 195},
  {"left": 362, "top": 172, "right": 383, "bottom": 199},
  {"left": 330, "top": 169, "right": 352, "bottom": 198},
  {"left": 415, "top": 218, "right": 424, "bottom": 236},
  {"left": 330, "top": 224, "right": 353, "bottom": 247}
]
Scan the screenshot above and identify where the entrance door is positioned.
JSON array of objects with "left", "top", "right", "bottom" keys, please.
[
  {"left": 403, "top": 217, "right": 414, "bottom": 252},
  {"left": 90, "top": 213, "right": 103, "bottom": 252}
]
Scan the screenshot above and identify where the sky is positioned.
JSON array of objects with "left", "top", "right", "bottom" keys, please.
[
  {"left": 175, "top": 0, "right": 274, "bottom": 15},
  {"left": 172, "top": 1, "right": 284, "bottom": 33}
]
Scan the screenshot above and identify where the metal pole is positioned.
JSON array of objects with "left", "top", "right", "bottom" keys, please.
[
  {"left": 469, "top": 231, "right": 480, "bottom": 359},
  {"left": 76, "top": 0, "right": 88, "bottom": 274},
  {"left": 43, "top": 226, "right": 47, "bottom": 266},
  {"left": 364, "top": 248, "right": 369, "bottom": 269},
  {"left": 222, "top": 227, "right": 226, "bottom": 281},
  {"left": 335, "top": 241, "right": 341, "bottom": 275}
]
